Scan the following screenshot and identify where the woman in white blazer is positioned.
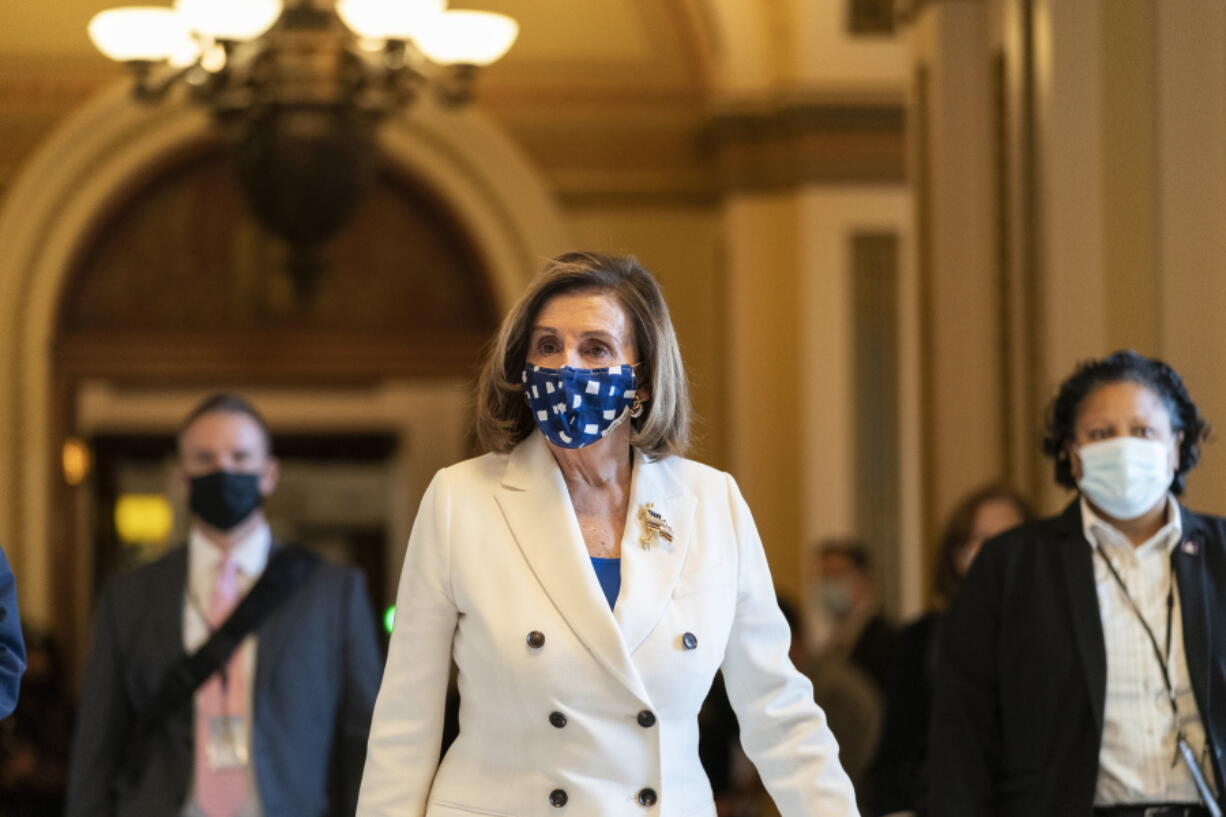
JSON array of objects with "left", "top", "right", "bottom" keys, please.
[{"left": 357, "top": 252, "right": 859, "bottom": 817}]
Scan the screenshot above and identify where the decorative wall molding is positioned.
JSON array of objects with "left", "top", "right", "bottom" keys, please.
[
  {"left": 896, "top": 0, "right": 985, "bottom": 27},
  {"left": 703, "top": 95, "right": 906, "bottom": 190}
]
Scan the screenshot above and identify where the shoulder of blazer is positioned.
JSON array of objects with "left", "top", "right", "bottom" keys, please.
[
  {"left": 646, "top": 452, "right": 725, "bottom": 494},
  {"left": 295, "top": 554, "right": 362, "bottom": 597},
  {"left": 975, "top": 501, "right": 1083, "bottom": 564},
  {"left": 437, "top": 449, "right": 510, "bottom": 491},
  {"left": 104, "top": 545, "right": 188, "bottom": 601},
  {"left": 1179, "top": 505, "right": 1226, "bottom": 546}
]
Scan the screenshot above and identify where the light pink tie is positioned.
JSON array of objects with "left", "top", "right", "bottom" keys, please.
[{"left": 194, "top": 556, "right": 248, "bottom": 817}]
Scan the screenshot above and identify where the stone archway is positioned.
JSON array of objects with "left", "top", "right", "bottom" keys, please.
[{"left": 0, "top": 81, "right": 568, "bottom": 632}]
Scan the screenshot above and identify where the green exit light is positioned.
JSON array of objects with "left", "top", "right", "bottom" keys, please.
[{"left": 383, "top": 605, "right": 396, "bottom": 634}]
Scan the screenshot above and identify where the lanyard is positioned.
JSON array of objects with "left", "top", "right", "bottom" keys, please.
[
  {"left": 1094, "top": 546, "right": 1179, "bottom": 728},
  {"left": 1094, "top": 544, "right": 1222, "bottom": 814},
  {"left": 187, "top": 584, "right": 236, "bottom": 693}
]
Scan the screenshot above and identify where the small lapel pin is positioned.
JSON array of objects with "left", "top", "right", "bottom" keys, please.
[
  {"left": 639, "top": 503, "right": 674, "bottom": 550},
  {"left": 1182, "top": 538, "right": 1199, "bottom": 555}
]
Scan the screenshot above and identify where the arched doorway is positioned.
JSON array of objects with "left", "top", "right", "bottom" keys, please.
[
  {"left": 54, "top": 142, "right": 497, "bottom": 660},
  {"left": 0, "top": 83, "right": 568, "bottom": 676}
]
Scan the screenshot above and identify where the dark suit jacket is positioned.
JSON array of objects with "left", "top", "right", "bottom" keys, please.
[
  {"left": 850, "top": 611, "right": 900, "bottom": 695},
  {"left": 929, "top": 501, "right": 1226, "bottom": 817},
  {"left": 0, "top": 544, "right": 25, "bottom": 719},
  {"left": 867, "top": 609, "right": 940, "bottom": 816},
  {"left": 66, "top": 544, "right": 383, "bottom": 817}
]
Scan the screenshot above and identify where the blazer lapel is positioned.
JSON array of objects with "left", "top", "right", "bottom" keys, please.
[
  {"left": 151, "top": 547, "right": 189, "bottom": 665},
  {"left": 614, "top": 451, "right": 696, "bottom": 654},
  {"left": 1054, "top": 501, "right": 1108, "bottom": 734},
  {"left": 252, "top": 543, "right": 291, "bottom": 708},
  {"left": 495, "top": 432, "right": 651, "bottom": 704},
  {"left": 1174, "top": 506, "right": 1216, "bottom": 774}
]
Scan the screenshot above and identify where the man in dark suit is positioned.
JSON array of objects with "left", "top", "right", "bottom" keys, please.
[
  {"left": 67, "top": 393, "right": 383, "bottom": 817},
  {"left": 0, "top": 544, "right": 25, "bottom": 718},
  {"left": 930, "top": 351, "right": 1225, "bottom": 817}
]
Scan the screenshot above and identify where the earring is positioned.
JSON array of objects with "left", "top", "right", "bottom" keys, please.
[{"left": 629, "top": 397, "right": 644, "bottom": 418}]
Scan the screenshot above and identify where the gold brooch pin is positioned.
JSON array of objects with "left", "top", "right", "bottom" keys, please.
[{"left": 639, "top": 503, "right": 674, "bottom": 550}]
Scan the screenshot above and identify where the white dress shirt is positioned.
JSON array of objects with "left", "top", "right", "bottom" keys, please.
[
  {"left": 1082, "top": 497, "right": 1215, "bottom": 805},
  {"left": 181, "top": 523, "right": 271, "bottom": 817}
]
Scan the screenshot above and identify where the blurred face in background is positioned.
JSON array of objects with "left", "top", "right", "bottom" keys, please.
[
  {"left": 178, "top": 410, "right": 277, "bottom": 488},
  {"left": 953, "top": 497, "right": 1028, "bottom": 578},
  {"left": 815, "top": 550, "right": 871, "bottom": 621}
]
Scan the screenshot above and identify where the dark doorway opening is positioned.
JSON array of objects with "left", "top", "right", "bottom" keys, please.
[{"left": 90, "top": 430, "right": 398, "bottom": 639}]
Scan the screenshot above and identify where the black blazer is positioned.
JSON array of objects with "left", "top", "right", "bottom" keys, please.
[
  {"left": 929, "top": 501, "right": 1226, "bottom": 817},
  {"left": 66, "top": 544, "right": 384, "bottom": 817}
]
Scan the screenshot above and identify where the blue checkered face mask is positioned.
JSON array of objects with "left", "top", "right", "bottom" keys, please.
[{"left": 522, "top": 363, "right": 638, "bottom": 449}]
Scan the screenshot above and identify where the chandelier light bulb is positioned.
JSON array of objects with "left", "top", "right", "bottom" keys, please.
[
  {"left": 174, "top": 0, "right": 283, "bottom": 42},
  {"left": 336, "top": 0, "right": 446, "bottom": 41},
  {"left": 88, "top": 7, "right": 193, "bottom": 63},
  {"left": 166, "top": 32, "right": 204, "bottom": 68},
  {"left": 82, "top": 0, "right": 518, "bottom": 288},
  {"left": 199, "top": 42, "right": 228, "bottom": 73},
  {"left": 415, "top": 10, "right": 519, "bottom": 67}
]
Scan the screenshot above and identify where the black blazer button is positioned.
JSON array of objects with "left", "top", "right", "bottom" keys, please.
[
  {"left": 527, "top": 630, "right": 546, "bottom": 649},
  {"left": 549, "top": 788, "right": 568, "bottom": 807},
  {"left": 637, "top": 710, "right": 656, "bottom": 727},
  {"left": 637, "top": 788, "right": 657, "bottom": 806},
  {"left": 549, "top": 711, "right": 567, "bottom": 728},
  {"left": 681, "top": 632, "right": 698, "bottom": 650}
]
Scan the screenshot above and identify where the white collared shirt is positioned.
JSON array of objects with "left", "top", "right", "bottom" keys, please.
[
  {"left": 1082, "top": 496, "right": 1215, "bottom": 805},
  {"left": 181, "top": 522, "right": 271, "bottom": 817}
]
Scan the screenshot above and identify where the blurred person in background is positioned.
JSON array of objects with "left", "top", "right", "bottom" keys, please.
[
  {"left": 931, "top": 351, "right": 1226, "bottom": 817},
  {"left": 66, "top": 393, "right": 383, "bottom": 817},
  {"left": 0, "top": 545, "right": 24, "bottom": 721},
  {"left": 700, "top": 597, "right": 878, "bottom": 817},
  {"left": 0, "top": 629, "right": 74, "bottom": 817},
  {"left": 866, "top": 485, "right": 1032, "bottom": 816},
  {"left": 811, "top": 538, "right": 898, "bottom": 696},
  {"left": 793, "top": 593, "right": 884, "bottom": 797}
]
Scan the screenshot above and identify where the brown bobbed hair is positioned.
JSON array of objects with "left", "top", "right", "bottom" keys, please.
[
  {"left": 474, "top": 252, "right": 691, "bottom": 459},
  {"left": 933, "top": 484, "right": 1033, "bottom": 602}
]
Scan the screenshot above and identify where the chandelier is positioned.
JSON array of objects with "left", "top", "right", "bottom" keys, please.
[{"left": 87, "top": 0, "right": 519, "bottom": 300}]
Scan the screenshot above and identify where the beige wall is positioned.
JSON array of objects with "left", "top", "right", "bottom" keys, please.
[
  {"left": 1153, "top": 1, "right": 1226, "bottom": 515},
  {"left": 908, "top": 0, "right": 1226, "bottom": 523},
  {"left": 565, "top": 203, "right": 727, "bottom": 469}
]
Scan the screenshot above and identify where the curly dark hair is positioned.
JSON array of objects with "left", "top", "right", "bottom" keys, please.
[{"left": 1042, "top": 350, "right": 1210, "bottom": 494}]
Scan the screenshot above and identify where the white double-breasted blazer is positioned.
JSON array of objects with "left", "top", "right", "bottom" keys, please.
[{"left": 356, "top": 431, "right": 858, "bottom": 817}]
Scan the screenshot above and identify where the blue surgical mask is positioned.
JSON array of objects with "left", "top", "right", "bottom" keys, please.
[
  {"left": 1077, "top": 436, "right": 1173, "bottom": 520},
  {"left": 814, "top": 580, "right": 854, "bottom": 619},
  {"left": 523, "top": 363, "right": 638, "bottom": 449}
]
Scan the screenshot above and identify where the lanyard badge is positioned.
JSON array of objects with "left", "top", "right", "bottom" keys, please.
[{"left": 1096, "top": 546, "right": 1221, "bottom": 814}]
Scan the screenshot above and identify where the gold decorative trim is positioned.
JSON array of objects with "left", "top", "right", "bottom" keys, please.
[
  {"left": 702, "top": 97, "right": 906, "bottom": 191},
  {"left": 896, "top": 0, "right": 986, "bottom": 26}
]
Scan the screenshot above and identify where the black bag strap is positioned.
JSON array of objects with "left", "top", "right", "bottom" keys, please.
[{"left": 115, "top": 545, "right": 320, "bottom": 792}]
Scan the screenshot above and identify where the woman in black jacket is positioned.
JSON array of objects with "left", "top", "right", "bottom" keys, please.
[
  {"left": 929, "top": 350, "right": 1226, "bottom": 817},
  {"left": 868, "top": 485, "right": 1031, "bottom": 816}
]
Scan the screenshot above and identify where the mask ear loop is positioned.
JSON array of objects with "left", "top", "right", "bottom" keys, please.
[{"left": 627, "top": 361, "right": 647, "bottom": 419}]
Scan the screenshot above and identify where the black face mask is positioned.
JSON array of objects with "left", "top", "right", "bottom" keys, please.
[{"left": 188, "top": 471, "right": 263, "bottom": 531}]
